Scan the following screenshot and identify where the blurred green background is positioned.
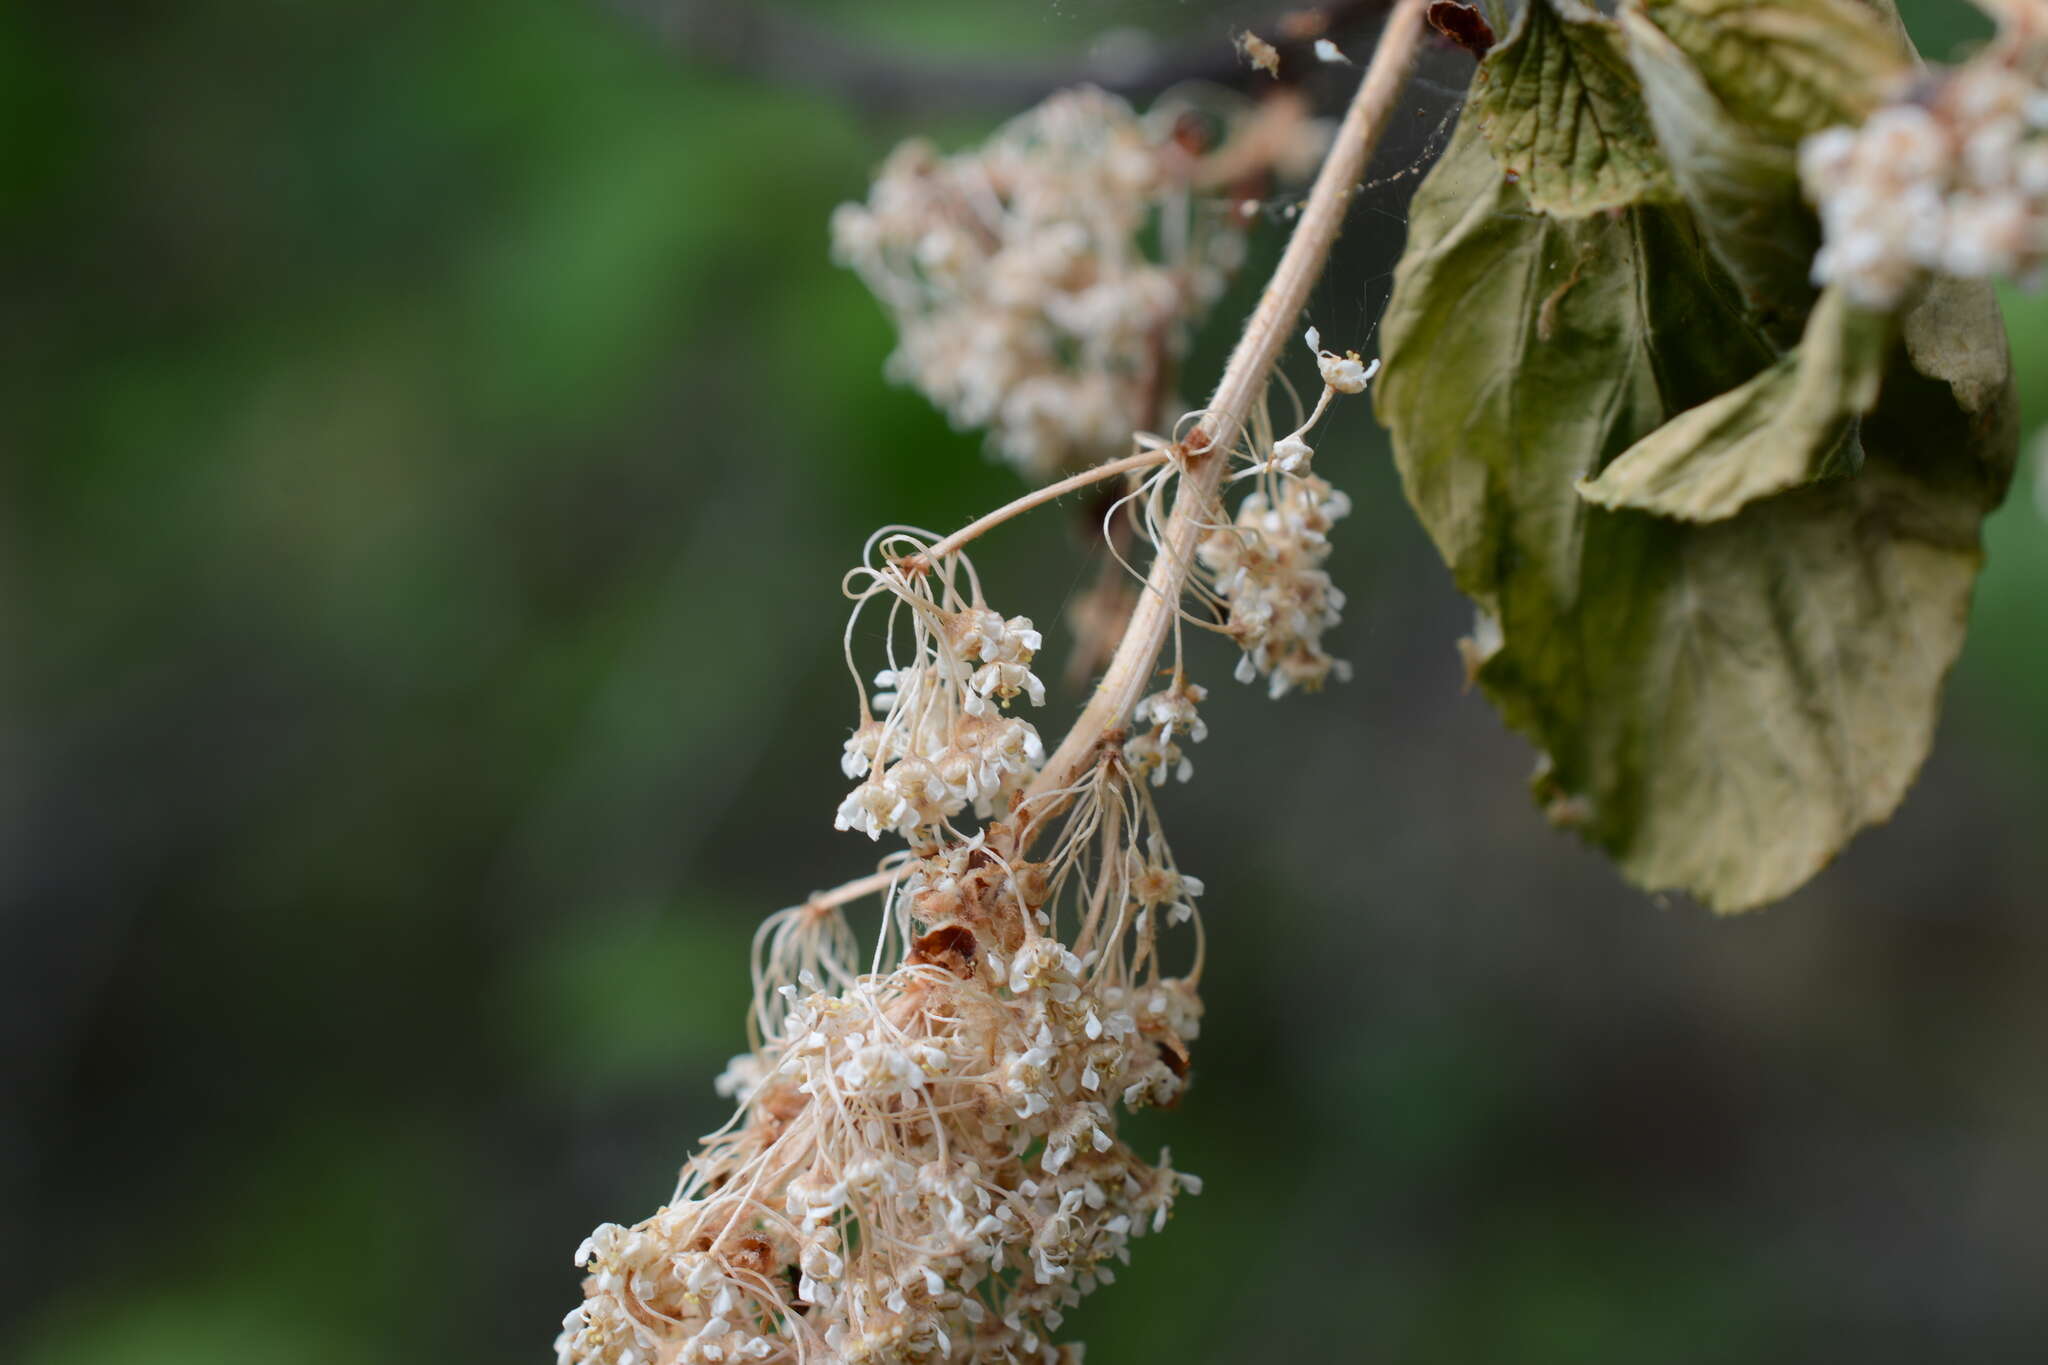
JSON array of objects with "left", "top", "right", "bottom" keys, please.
[{"left": 6, "top": 2, "right": 2046, "bottom": 1362}]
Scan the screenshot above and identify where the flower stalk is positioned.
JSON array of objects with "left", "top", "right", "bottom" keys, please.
[
  {"left": 1007, "top": 0, "right": 1428, "bottom": 855},
  {"left": 556, "top": 10, "right": 1429, "bottom": 1363}
]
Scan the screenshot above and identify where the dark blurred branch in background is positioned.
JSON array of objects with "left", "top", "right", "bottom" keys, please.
[{"left": 607, "top": 0, "right": 1398, "bottom": 114}]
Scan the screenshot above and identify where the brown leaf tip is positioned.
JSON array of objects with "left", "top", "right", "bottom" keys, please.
[{"left": 1427, "top": 2, "right": 1494, "bottom": 59}]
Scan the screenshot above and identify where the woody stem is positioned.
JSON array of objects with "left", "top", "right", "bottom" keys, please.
[{"left": 1005, "top": 0, "right": 1429, "bottom": 854}]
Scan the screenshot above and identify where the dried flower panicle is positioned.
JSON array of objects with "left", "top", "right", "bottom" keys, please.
[
  {"left": 559, "top": 231, "right": 1377, "bottom": 1358},
  {"left": 558, "top": 924, "right": 1204, "bottom": 1365},
  {"left": 829, "top": 87, "right": 1259, "bottom": 479},
  {"left": 1192, "top": 328, "right": 1371, "bottom": 698},
  {"left": 562, "top": 20, "right": 1409, "bottom": 1356},
  {"left": 561, "top": 526, "right": 1215, "bottom": 1365},
  {"left": 1200, "top": 474, "right": 1354, "bottom": 697},
  {"left": 1803, "top": 13, "right": 2048, "bottom": 308},
  {"left": 835, "top": 534, "right": 1051, "bottom": 847}
]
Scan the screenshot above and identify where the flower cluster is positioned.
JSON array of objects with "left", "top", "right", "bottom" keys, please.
[
  {"left": 563, "top": 504, "right": 1218, "bottom": 1364},
  {"left": 830, "top": 87, "right": 1255, "bottom": 479},
  {"left": 1201, "top": 475, "right": 1354, "bottom": 696},
  {"left": 557, "top": 814, "right": 1204, "bottom": 1365},
  {"left": 560, "top": 42, "right": 1391, "bottom": 1362},
  {"left": 1803, "top": 29, "right": 2048, "bottom": 308},
  {"left": 836, "top": 539, "right": 1049, "bottom": 847},
  {"left": 1124, "top": 677, "right": 1209, "bottom": 786},
  {"left": 1193, "top": 329, "right": 1368, "bottom": 699}
]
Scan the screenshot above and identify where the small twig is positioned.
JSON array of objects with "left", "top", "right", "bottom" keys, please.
[
  {"left": 919, "top": 449, "right": 1173, "bottom": 566},
  {"left": 1004, "top": 0, "right": 1431, "bottom": 856},
  {"left": 803, "top": 867, "right": 902, "bottom": 915}
]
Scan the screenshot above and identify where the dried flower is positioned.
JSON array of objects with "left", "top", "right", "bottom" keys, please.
[
  {"left": 1190, "top": 326, "right": 1369, "bottom": 699},
  {"left": 1124, "top": 677, "right": 1209, "bottom": 786},
  {"left": 1237, "top": 30, "right": 1282, "bottom": 78},
  {"left": 556, "top": 13, "right": 1431, "bottom": 1350},
  {"left": 830, "top": 87, "right": 1277, "bottom": 479},
  {"left": 831, "top": 534, "right": 1054, "bottom": 847},
  {"left": 1803, "top": 28, "right": 2048, "bottom": 307},
  {"left": 556, "top": 934, "right": 1203, "bottom": 1365},
  {"left": 1201, "top": 473, "right": 1355, "bottom": 697},
  {"left": 562, "top": 530, "right": 1213, "bottom": 1365}
]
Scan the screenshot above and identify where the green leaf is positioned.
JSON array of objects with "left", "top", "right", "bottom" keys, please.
[
  {"left": 1636, "top": 0, "right": 1910, "bottom": 146},
  {"left": 1576, "top": 284, "right": 1888, "bottom": 522},
  {"left": 1471, "top": 0, "right": 1514, "bottom": 38},
  {"left": 1617, "top": 3, "right": 1816, "bottom": 340},
  {"left": 1472, "top": 0, "right": 1677, "bottom": 216},
  {"left": 1375, "top": 116, "right": 2015, "bottom": 911},
  {"left": 1374, "top": 115, "right": 1771, "bottom": 619}
]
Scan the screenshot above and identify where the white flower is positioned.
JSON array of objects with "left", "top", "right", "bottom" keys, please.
[
  {"left": 834, "top": 782, "right": 902, "bottom": 841},
  {"left": 840, "top": 722, "right": 882, "bottom": 779},
  {"left": 1314, "top": 348, "right": 1378, "bottom": 394},
  {"left": 1269, "top": 434, "right": 1314, "bottom": 472},
  {"left": 1802, "top": 51, "right": 2048, "bottom": 307},
  {"left": 712, "top": 1053, "right": 766, "bottom": 1103},
  {"left": 1128, "top": 838, "right": 1204, "bottom": 927},
  {"left": 1132, "top": 681, "right": 1207, "bottom": 743},
  {"left": 1798, "top": 126, "right": 1859, "bottom": 190},
  {"left": 828, "top": 87, "right": 1272, "bottom": 476},
  {"left": 953, "top": 608, "right": 1047, "bottom": 708},
  {"left": 1199, "top": 472, "right": 1353, "bottom": 696},
  {"left": 1125, "top": 678, "right": 1209, "bottom": 785}
]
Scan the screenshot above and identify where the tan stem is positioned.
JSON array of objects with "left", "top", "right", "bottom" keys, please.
[
  {"left": 803, "top": 867, "right": 902, "bottom": 913},
  {"left": 919, "top": 448, "right": 1173, "bottom": 565},
  {"left": 1006, "top": 0, "right": 1429, "bottom": 853}
]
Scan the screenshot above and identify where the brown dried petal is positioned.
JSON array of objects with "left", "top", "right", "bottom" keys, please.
[
  {"left": 730, "top": 1236, "right": 776, "bottom": 1276},
  {"left": 908, "top": 923, "right": 980, "bottom": 979}
]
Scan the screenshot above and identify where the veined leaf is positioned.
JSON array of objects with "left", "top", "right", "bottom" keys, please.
[
  {"left": 1637, "top": 0, "right": 1910, "bottom": 146},
  {"left": 1471, "top": 0, "right": 1513, "bottom": 36},
  {"left": 1618, "top": 3, "right": 1817, "bottom": 339},
  {"left": 1472, "top": 0, "right": 1676, "bottom": 216},
  {"left": 1375, "top": 116, "right": 2015, "bottom": 911},
  {"left": 1577, "top": 284, "right": 1888, "bottom": 522}
]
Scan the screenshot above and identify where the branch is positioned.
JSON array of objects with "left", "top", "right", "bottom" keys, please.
[
  {"left": 802, "top": 867, "right": 902, "bottom": 914},
  {"left": 1005, "top": 0, "right": 1431, "bottom": 854},
  {"left": 918, "top": 449, "right": 1173, "bottom": 567}
]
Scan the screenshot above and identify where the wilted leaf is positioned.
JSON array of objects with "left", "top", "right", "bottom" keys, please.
[
  {"left": 1617, "top": 3, "right": 1816, "bottom": 339},
  {"left": 1636, "top": 0, "right": 1909, "bottom": 146},
  {"left": 1577, "top": 284, "right": 1887, "bottom": 522},
  {"left": 1901, "top": 275, "right": 2015, "bottom": 423},
  {"left": 1472, "top": 0, "right": 1676, "bottom": 216},
  {"left": 1373, "top": 117, "right": 1771, "bottom": 605},
  {"left": 1375, "top": 116, "right": 2015, "bottom": 911}
]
